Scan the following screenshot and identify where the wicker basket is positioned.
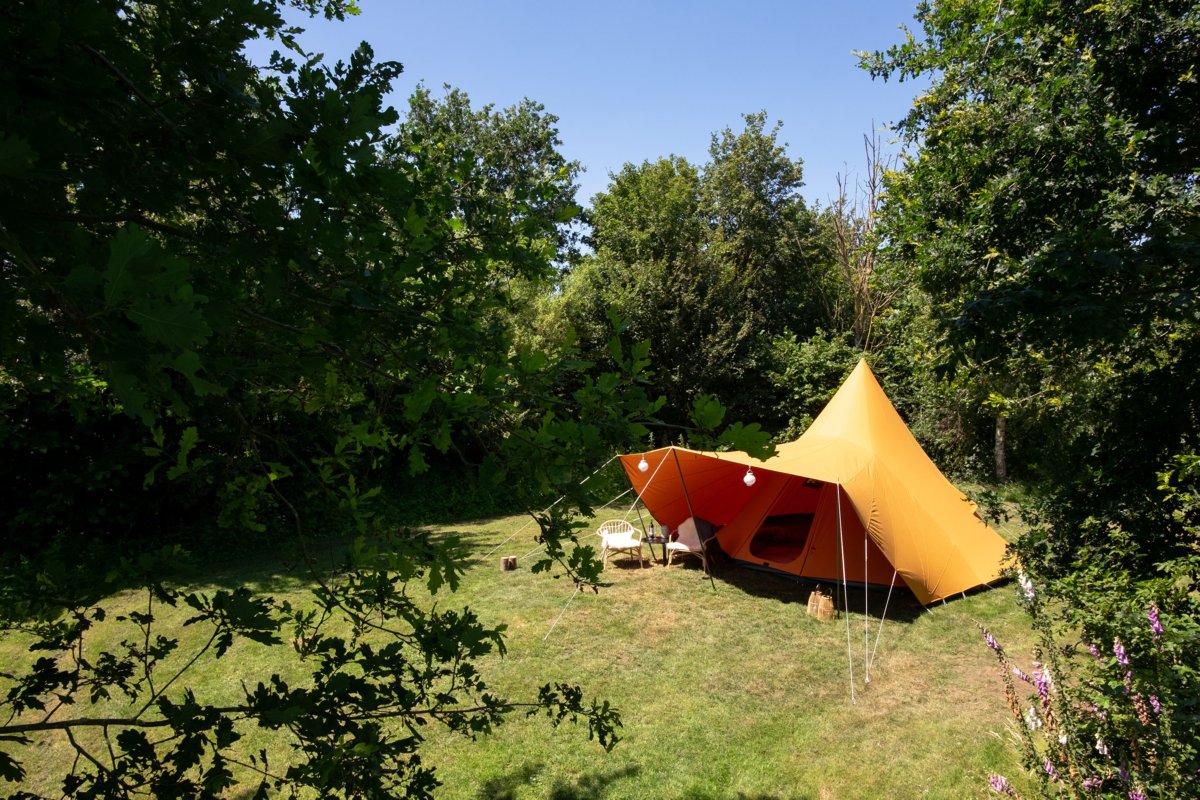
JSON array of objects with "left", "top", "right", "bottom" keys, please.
[{"left": 806, "top": 588, "right": 835, "bottom": 622}]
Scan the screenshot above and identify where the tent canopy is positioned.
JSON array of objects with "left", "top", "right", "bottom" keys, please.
[{"left": 619, "top": 359, "right": 1009, "bottom": 604}]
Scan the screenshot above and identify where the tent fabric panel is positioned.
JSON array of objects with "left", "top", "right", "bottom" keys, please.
[
  {"left": 784, "top": 483, "right": 898, "bottom": 587},
  {"left": 619, "top": 448, "right": 761, "bottom": 530},
  {"left": 790, "top": 361, "right": 1007, "bottom": 602},
  {"left": 841, "top": 449, "right": 1007, "bottom": 604},
  {"left": 722, "top": 481, "right": 899, "bottom": 588},
  {"left": 712, "top": 470, "right": 791, "bottom": 559},
  {"left": 769, "top": 475, "right": 824, "bottom": 515},
  {"left": 768, "top": 436, "right": 872, "bottom": 487}
]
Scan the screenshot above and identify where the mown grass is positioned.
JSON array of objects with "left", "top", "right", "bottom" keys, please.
[
  {"left": 418, "top": 514, "right": 1036, "bottom": 800},
  {"left": 2, "top": 510, "right": 1037, "bottom": 799}
]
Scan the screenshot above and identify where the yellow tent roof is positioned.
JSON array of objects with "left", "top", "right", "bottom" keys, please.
[{"left": 779, "top": 359, "right": 1010, "bottom": 602}]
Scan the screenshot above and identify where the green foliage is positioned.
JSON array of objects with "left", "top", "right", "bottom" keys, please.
[
  {"left": 865, "top": 0, "right": 1199, "bottom": 360},
  {"left": 395, "top": 84, "right": 584, "bottom": 267},
  {"left": 865, "top": 0, "right": 1200, "bottom": 567},
  {"left": 867, "top": 7, "right": 1200, "bottom": 795},
  {"left": 981, "top": 463, "right": 1200, "bottom": 797},
  {"left": 0, "top": 1, "right": 656, "bottom": 795},
  {"left": 761, "top": 330, "right": 861, "bottom": 440},
  {"left": 704, "top": 112, "right": 808, "bottom": 297},
  {"left": 588, "top": 155, "right": 707, "bottom": 268},
  {"left": 0, "top": 539, "right": 623, "bottom": 799},
  {"left": 3, "top": 513, "right": 1038, "bottom": 798}
]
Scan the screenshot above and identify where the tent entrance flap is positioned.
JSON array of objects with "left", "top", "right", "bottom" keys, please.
[{"left": 747, "top": 514, "right": 813, "bottom": 563}]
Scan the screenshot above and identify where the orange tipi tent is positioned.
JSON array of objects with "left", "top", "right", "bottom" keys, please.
[{"left": 619, "top": 359, "right": 1008, "bottom": 604}]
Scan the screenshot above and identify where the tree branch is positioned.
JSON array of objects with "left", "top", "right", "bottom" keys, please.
[
  {"left": 1, "top": 706, "right": 245, "bottom": 736},
  {"left": 77, "top": 43, "right": 176, "bottom": 131},
  {"left": 65, "top": 726, "right": 108, "bottom": 775},
  {"left": 134, "top": 627, "right": 220, "bottom": 719},
  {"left": 22, "top": 209, "right": 197, "bottom": 240}
]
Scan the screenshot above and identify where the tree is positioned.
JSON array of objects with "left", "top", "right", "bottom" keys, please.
[
  {"left": 568, "top": 156, "right": 751, "bottom": 428},
  {"left": 0, "top": 1, "right": 656, "bottom": 796},
  {"left": 703, "top": 112, "right": 830, "bottom": 341},
  {"left": 551, "top": 115, "right": 836, "bottom": 437},
  {"left": 826, "top": 132, "right": 901, "bottom": 353},
  {"left": 588, "top": 156, "right": 707, "bottom": 269},
  {"left": 864, "top": 0, "right": 1200, "bottom": 567},
  {"left": 394, "top": 84, "right": 585, "bottom": 267}
]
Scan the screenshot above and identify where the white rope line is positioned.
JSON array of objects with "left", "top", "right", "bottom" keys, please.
[
  {"left": 869, "top": 569, "right": 899, "bottom": 673},
  {"left": 519, "top": 542, "right": 545, "bottom": 560},
  {"left": 543, "top": 586, "right": 582, "bottom": 641},
  {"left": 580, "top": 453, "right": 622, "bottom": 485},
  {"left": 517, "top": 487, "right": 635, "bottom": 563},
  {"left": 480, "top": 454, "right": 623, "bottom": 561},
  {"left": 836, "top": 484, "right": 856, "bottom": 705},
  {"left": 864, "top": 523, "right": 870, "bottom": 685},
  {"left": 479, "top": 517, "right": 538, "bottom": 560},
  {"left": 598, "top": 487, "right": 633, "bottom": 509}
]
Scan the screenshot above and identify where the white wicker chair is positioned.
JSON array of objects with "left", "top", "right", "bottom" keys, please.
[
  {"left": 666, "top": 517, "right": 709, "bottom": 574},
  {"left": 596, "top": 520, "right": 645, "bottom": 569}
]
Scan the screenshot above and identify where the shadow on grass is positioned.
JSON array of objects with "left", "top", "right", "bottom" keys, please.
[
  {"left": 702, "top": 559, "right": 928, "bottom": 624},
  {"left": 546, "top": 764, "right": 641, "bottom": 800},
  {"left": 30, "top": 511, "right": 980, "bottom": 630},
  {"left": 202, "top": 524, "right": 514, "bottom": 595},
  {"left": 474, "top": 761, "right": 543, "bottom": 800},
  {"left": 602, "top": 558, "right": 656, "bottom": 571},
  {"left": 472, "top": 762, "right": 641, "bottom": 800}
]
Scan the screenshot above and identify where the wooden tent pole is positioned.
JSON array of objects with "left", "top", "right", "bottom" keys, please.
[{"left": 671, "top": 447, "right": 715, "bottom": 590}]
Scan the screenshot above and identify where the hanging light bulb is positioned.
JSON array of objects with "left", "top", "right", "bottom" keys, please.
[
  {"left": 638, "top": 456, "right": 649, "bottom": 473},
  {"left": 743, "top": 467, "right": 757, "bottom": 487}
]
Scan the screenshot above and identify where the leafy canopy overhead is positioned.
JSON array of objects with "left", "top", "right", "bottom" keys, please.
[
  {"left": 864, "top": 0, "right": 1199, "bottom": 364},
  {"left": 0, "top": 1, "right": 672, "bottom": 796}
]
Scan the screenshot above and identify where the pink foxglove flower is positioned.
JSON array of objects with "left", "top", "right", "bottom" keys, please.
[
  {"left": 1147, "top": 604, "right": 1163, "bottom": 640},
  {"left": 988, "top": 774, "right": 1016, "bottom": 796},
  {"left": 1018, "top": 570, "right": 1035, "bottom": 600},
  {"left": 1113, "top": 638, "right": 1129, "bottom": 667},
  {"left": 1033, "top": 667, "right": 1051, "bottom": 702}
]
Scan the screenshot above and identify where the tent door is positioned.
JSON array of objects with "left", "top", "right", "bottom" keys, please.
[{"left": 747, "top": 513, "right": 814, "bottom": 564}]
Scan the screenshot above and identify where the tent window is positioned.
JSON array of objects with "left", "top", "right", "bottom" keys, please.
[{"left": 748, "top": 514, "right": 813, "bottom": 564}]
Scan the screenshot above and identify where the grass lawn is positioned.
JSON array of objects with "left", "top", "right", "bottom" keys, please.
[{"left": 1, "top": 509, "right": 1037, "bottom": 799}]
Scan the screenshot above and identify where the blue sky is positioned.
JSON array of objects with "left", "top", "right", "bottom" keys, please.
[{"left": 252, "top": 1, "right": 929, "bottom": 207}]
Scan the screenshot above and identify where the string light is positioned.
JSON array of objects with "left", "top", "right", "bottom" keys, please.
[
  {"left": 638, "top": 456, "right": 649, "bottom": 473},
  {"left": 743, "top": 467, "right": 757, "bottom": 487}
]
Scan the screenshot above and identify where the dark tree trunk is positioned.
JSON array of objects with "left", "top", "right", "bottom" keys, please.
[{"left": 994, "top": 414, "right": 1008, "bottom": 481}]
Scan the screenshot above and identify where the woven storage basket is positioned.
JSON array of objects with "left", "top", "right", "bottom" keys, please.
[{"left": 806, "top": 589, "right": 835, "bottom": 622}]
